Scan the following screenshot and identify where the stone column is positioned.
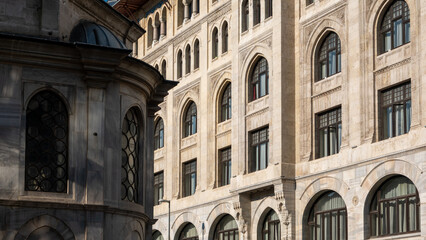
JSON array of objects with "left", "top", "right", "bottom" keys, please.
[
  {"left": 160, "top": 19, "right": 166, "bottom": 39},
  {"left": 192, "top": 0, "right": 198, "bottom": 16},
  {"left": 183, "top": 0, "right": 190, "bottom": 22},
  {"left": 153, "top": 23, "right": 159, "bottom": 42}
]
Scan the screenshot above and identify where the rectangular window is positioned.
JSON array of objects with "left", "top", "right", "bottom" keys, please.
[
  {"left": 154, "top": 171, "right": 164, "bottom": 205},
  {"left": 316, "top": 107, "right": 342, "bottom": 158},
  {"left": 380, "top": 82, "right": 411, "bottom": 140},
  {"left": 250, "top": 127, "right": 269, "bottom": 172},
  {"left": 183, "top": 160, "right": 196, "bottom": 197},
  {"left": 219, "top": 147, "right": 232, "bottom": 186}
]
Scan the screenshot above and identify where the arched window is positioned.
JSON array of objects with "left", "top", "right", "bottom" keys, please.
[
  {"left": 179, "top": 223, "right": 198, "bottom": 240},
  {"left": 317, "top": 32, "right": 341, "bottom": 81},
  {"left": 153, "top": 231, "right": 164, "bottom": 240},
  {"left": 161, "top": 8, "right": 167, "bottom": 38},
  {"left": 380, "top": 0, "right": 410, "bottom": 53},
  {"left": 242, "top": 0, "right": 249, "bottom": 32},
  {"left": 185, "top": 45, "right": 191, "bottom": 74},
  {"left": 161, "top": 60, "right": 167, "bottom": 78},
  {"left": 253, "top": 0, "right": 261, "bottom": 26},
  {"left": 214, "top": 215, "right": 238, "bottom": 240},
  {"left": 220, "top": 83, "right": 232, "bottom": 122},
  {"left": 154, "top": 13, "right": 160, "bottom": 42},
  {"left": 222, "top": 21, "right": 228, "bottom": 53},
  {"left": 194, "top": 39, "right": 200, "bottom": 70},
  {"left": 121, "top": 107, "right": 141, "bottom": 203},
  {"left": 265, "top": 0, "right": 273, "bottom": 18},
  {"left": 148, "top": 18, "right": 153, "bottom": 47},
  {"left": 178, "top": 0, "right": 184, "bottom": 26},
  {"left": 154, "top": 118, "right": 164, "bottom": 150},
  {"left": 183, "top": 102, "right": 197, "bottom": 137},
  {"left": 25, "top": 90, "right": 68, "bottom": 193},
  {"left": 262, "top": 210, "right": 280, "bottom": 240},
  {"left": 250, "top": 57, "right": 269, "bottom": 101},
  {"left": 177, "top": 50, "right": 183, "bottom": 79},
  {"left": 307, "top": 191, "right": 347, "bottom": 240},
  {"left": 369, "top": 176, "right": 419, "bottom": 237},
  {"left": 212, "top": 28, "right": 218, "bottom": 59},
  {"left": 155, "top": 64, "right": 159, "bottom": 71}
]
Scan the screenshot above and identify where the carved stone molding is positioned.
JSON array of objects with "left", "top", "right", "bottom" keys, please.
[
  {"left": 374, "top": 58, "right": 411, "bottom": 76},
  {"left": 311, "top": 86, "right": 342, "bottom": 100}
]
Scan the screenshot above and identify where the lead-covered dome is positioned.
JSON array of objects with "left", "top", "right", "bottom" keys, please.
[{"left": 69, "top": 21, "right": 127, "bottom": 49}]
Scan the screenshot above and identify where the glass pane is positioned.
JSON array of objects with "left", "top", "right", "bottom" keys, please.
[
  {"left": 395, "top": 104, "right": 404, "bottom": 136},
  {"left": 340, "top": 210, "right": 347, "bottom": 240},
  {"left": 328, "top": 50, "right": 336, "bottom": 76},
  {"left": 160, "top": 130, "right": 164, "bottom": 148},
  {"left": 408, "top": 197, "right": 417, "bottom": 231},
  {"left": 380, "top": 202, "right": 388, "bottom": 235},
  {"left": 338, "top": 123, "right": 342, "bottom": 151},
  {"left": 389, "top": 200, "right": 397, "bottom": 234},
  {"left": 371, "top": 214, "right": 378, "bottom": 237},
  {"left": 383, "top": 106, "right": 393, "bottom": 139},
  {"left": 406, "top": 100, "right": 411, "bottom": 133},
  {"left": 337, "top": 53, "right": 341, "bottom": 73},
  {"left": 260, "top": 73, "right": 266, "bottom": 97},
  {"left": 255, "top": 147, "right": 259, "bottom": 171},
  {"left": 192, "top": 115, "right": 197, "bottom": 134},
  {"left": 191, "top": 173, "right": 196, "bottom": 195},
  {"left": 331, "top": 211, "right": 338, "bottom": 240},
  {"left": 321, "top": 62, "right": 327, "bottom": 79},
  {"left": 393, "top": 19, "right": 403, "bottom": 48},
  {"left": 330, "top": 127, "right": 337, "bottom": 155},
  {"left": 319, "top": 128, "right": 328, "bottom": 157},
  {"left": 398, "top": 198, "right": 407, "bottom": 233},
  {"left": 405, "top": 22, "right": 410, "bottom": 43},
  {"left": 324, "top": 213, "right": 330, "bottom": 240},
  {"left": 384, "top": 31, "right": 391, "bottom": 52},
  {"left": 260, "top": 143, "right": 267, "bottom": 170}
]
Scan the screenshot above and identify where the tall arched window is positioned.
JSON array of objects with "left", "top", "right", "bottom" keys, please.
[
  {"left": 265, "top": 0, "right": 273, "bottom": 18},
  {"left": 194, "top": 39, "right": 200, "bottom": 70},
  {"left": 369, "top": 176, "right": 419, "bottom": 237},
  {"left": 161, "top": 8, "right": 167, "bottom": 38},
  {"left": 253, "top": 0, "right": 261, "bottom": 26},
  {"left": 179, "top": 223, "right": 198, "bottom": 240},
  {"left": 183, "top": 102, "right": 197, "bottom": 137},
  {"left": 380, "top": 0, "right": 410, "bottom": 53},
  {"left": 307, "top": 191, "right": 347, "bottom": 240},
  {"left": 177, "top": 50, "right": 183, "bottom": 79},
  {"left": 155, "top": 64, "right": 159, "bottom": 71},
  {"left": 154, "top": 13, "right": 160, "bottom": 42},
  {"left": 250, "top": 57, "right": 269, "bottom": 101},
  {"left": 214, "top": 215, "right": 238, "bottom": 240},
  {"left": 148, "top": 18, "right": 153, "bottom": 47},
  {"left": 161, "top": 60, "right": 167, "bottom": 78},
  {"left": 262, "top": 210, "right": 280, "bottom": 240},
  {"left": 242, "top": 0, "right": 249, "bottom": 32},
  {"left": 212, "top": 28, "right": 218, "bottom": 59},
  {"left": 317, "top": 32, "right": 341, "bottom": 81},
  {"left": 121, "top": 107, "right": 141, "bottom": 203},
  {"left": 222, "top": 21, "right": 228, "bottom": 53},
  {"left": 185, "top": 45, "right": 191, "bottom": 74},
  {"left": 154, "top": 118, "right": 164, "bottom": 150},
  {"left": 25, "top": 90, "right": 68, "bottom": 193},
  {"left": 220, "top": 83, "right": 232, "bottom": 122}
]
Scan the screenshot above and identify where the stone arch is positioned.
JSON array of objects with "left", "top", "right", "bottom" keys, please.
[
  {"left": 122, "top": 220, "right": 145, "bottom": 240},
  {"left": 153, "top": 219, "right": 167, "bottom": 240},
  {"left": 240, "top": 45, "right": 272, "bottom": 105},
  {"left": 121, "top": 103, "right": 145, "bottom": 129},
  {"left": 299, "top": 176, "right": 350, "bottom": 202},
  {"left": 171, "top": 212, "right": 202, "bottom": 240},
  {"left": 14, "top": 215, "right": 75, "bottom": 240},
  {"left": 251, "top": 197, "right": 282, "bottom": 240},
  {"left": 25, "top": 87, "right": 73, "bottom": 115},
  {"left": 205, "top": 202, "right": 240, "bottom": 239}
]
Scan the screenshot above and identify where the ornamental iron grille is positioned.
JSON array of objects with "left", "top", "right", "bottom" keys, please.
[
  {"left": 316, "top": 107, "right": 342, "bottom": 158},
  {"left": 250, "top": 57, "right": 269, "bottom": 101},
  {"left": 25, "top": 90, "right": 68, "bottom": 193},
  {"left": 307, "top": 191, "right": 347, "bottom": 240},
  {"left": 180, "top": 223, "right": 199, "bottom": 240},
  {"left": 121, "top": 107, "right": 140, "bottom": 202},
  {"left": 380, "top": 0, "right": 410, "bottom": 53},
  {"left": 262, "top": 210, "right": 280, "bottom": 240},
  {"left": 184, "top": 102, "right": 197, "bottom": 137},
  {"left": 220, "top": 83, "right": 232, "bottom": 122},
  {"left": 154, "top": 118, "right": 164, "bottom": 150},
  {"left": 380, "top": 81, "right": 411, "bottom": 140},
  {"left": 318, "top": 33, "right": 341, "bottom": 81},
  {"left": 369, "top": 176, "right": 419, "bottom": 237},
  {"left": 214, "top": 215, "right": 239, "bottom": 240}
]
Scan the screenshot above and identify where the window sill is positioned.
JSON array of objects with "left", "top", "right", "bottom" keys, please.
[
  {"left": 313, "top": 152, "right": 339, "bottom": 161},
  {"left": 221, "top": 51, "right": 228, "bottom": 57},
  {"left": 264, "top": 16, "right": 273, "bottom": 22},
  {"left": 369, "top": 232, "right": 421, "bottom": 240},
  {"left": 212, "top": 56, "right": 218, "bottom": 62},
  {"left": 377, "top": 42, "right": 410, "bottom": 57},
  {"left": 314, "top": 71, "right": 342, "bottom": 84},
  {"left": 241, "top": 30, "right": 248, "bottom": 36}
]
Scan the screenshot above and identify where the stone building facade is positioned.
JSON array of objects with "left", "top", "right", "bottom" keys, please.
[
  {"left": 0, "top": 0, "right": 175, "bottom": 239},
  {"left": 117, "top": 0, "right": 426, "bottom": 239}
]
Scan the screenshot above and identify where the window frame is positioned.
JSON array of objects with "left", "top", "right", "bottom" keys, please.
[
  {"left": 212, "top": 28, "right": 219, "bottom": 59},
  {"left": 262, "top": 210, "right": 280, "bottom": 240},
  {"left": 185, "top": 45, "right": 191, "bottom": 74},
  {"left": 315, "top": 107, "right": 342, "bottom": 159},
  {"left": 222, "top": 22, "right": 229, "bottom": 54},
  {"left": 194, "top": 39, "right": 200, "bottom": 70},
  {"left": 249, "top": 126, "right": 269, "bottom": 173},
  {"left": 369, "top": 176, "right": 420, "bottom": 237},
  {"left": 182, "top": 160, "right": 197, "bottom": 197},
  {"left": 317, "top": 32, "right": 341, "bottom": 81},
  {"left": 154, "top": 171, "right": 164, "bottom": 205},
  {"left": 379, "top": 0, "right": 410, "bottom": 54},
  {"left": 220, "top": 83, "right": 232, "bottom": 122},
  {"left": 379, "top": 81, "right": 411, "bottom": 140},
  {"left": 219, "top": 147, "right": 232, "bottom": 187},
  {"left": 249, "top": 57, "right": 269, "bottom": 102}
]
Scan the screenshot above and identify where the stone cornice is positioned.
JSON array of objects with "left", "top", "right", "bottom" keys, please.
[
  {"left": 311, "top": 86, "right": 342, "bottom": 100},
  {"left": 300, "top": 0, "right": 347, "bottom": 26},
  {"left": 374, "top": 58, "right": 411, "bottom": 76}
]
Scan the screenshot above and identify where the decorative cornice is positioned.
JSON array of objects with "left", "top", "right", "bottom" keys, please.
[
  {"left": 311, "top": 85, "right": 342, "bottom": 100},
  {"left": 374, "top": 58, "right": 411, "bottom": 76}
]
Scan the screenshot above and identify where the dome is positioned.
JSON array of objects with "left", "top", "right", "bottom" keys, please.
[{"left": 69, "top": 21, "right": 127, "bottom": 49}]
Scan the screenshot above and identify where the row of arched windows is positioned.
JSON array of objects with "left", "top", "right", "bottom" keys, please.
[
  {"left": 25, "top": 90, "right": 143, "bottom": 204},
  {"left": 212, "top": 21, "right": 229, "bottom": 59},
  {"left": 176, "top": 39, "right": 200, "bottom": 79},
  {"left": 241, "top": 0, "right": 273, "bottom": 32},
  {"left": 147, "top": 7, "right": 168, "bottom": 47}
]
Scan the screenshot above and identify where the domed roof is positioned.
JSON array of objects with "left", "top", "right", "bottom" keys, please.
[{"left": 69, "top": 21, "right": 127, "bottom": 49}]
